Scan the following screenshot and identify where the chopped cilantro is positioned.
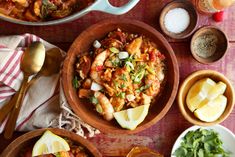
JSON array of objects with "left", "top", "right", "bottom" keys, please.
[
  {"left": 136, "top": 84, "right": 150, "bottom": 93},
  {"left": 120, "top": 84, "right": 126, "bottom": 88},
  {"left": 173, "top": 128, "right": 230, "bottom": 157},
  {"left": 121, "top": 74, "right": 127, "bottom": 81},
  {"left": 72, "top": 76, "right": 80, "bottom": 89},
  {"left": 116, "top": 92, "right": 126, "bottom": 99},
  {"left": 89, "top": 96, "right": 98, "bottom": 105}
]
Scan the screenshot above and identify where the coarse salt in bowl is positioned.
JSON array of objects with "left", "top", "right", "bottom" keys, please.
[
  {"left": 159, "top": 0, "right": 198, "bottom": 39},
  {"left": 164, "top": 8, "right": 190, "bottom": 34}
]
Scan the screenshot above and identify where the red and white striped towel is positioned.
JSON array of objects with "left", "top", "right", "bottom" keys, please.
[{"left": 0, "top": 34, "right": 99, "bottom": 137}]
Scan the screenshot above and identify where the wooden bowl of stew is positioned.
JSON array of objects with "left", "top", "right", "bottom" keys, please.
[
  {"left": 62, "top": 19, "right": 179, "bottom": 134},
  {"left": 0, "top": 128, "right": 102, "bottom": 157}
]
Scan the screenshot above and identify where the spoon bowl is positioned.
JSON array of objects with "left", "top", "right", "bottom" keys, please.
[{"left": 21, "top": 42, "right": 46, "bottom": 74}]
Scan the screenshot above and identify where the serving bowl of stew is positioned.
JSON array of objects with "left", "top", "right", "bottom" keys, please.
[
  {"left": 0, "top": 0, "right": 139, "bottom": 25},
  {"left": 62, "top": 19, "right": 179, "bottom": 134},
  {"left": 0, "top": 128, "right": 102, "bottom": 157}
]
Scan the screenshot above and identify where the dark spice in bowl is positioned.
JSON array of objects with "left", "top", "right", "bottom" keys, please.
[
  {"left": 190, "top": 26, "right": 228, "bottom": 64},
  {"left": 192, "top": 33, "right": 218, "bottom": 58}
]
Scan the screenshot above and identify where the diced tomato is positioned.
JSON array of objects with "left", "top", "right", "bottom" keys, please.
[
  {"left": 149, "top": 51, "right": 156, "bottom": 62},
  {"left": 156, "top": 52, "right": 165, "bottom": 60},
  {"left": 96, "top": 65, "right": 104, "bottom": 71}
]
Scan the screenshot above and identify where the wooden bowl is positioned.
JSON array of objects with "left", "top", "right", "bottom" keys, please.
[
  {"left": 190, "top": 26, "right": 229, "bottom": 64},
  {"left": 0, "top": 128, "right": 102, "bottom": 157},
  {"left": 62, "top": 19, "right": 179, "bottom": 134},
  {"left": 159, "top": 0, "right": 198, "bottom": 39},
  {"left": 178, "top": 70, "right": 235, "bottom": 126}
]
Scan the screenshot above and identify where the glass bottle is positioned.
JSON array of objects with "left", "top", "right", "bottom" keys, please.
[{"left": 196, "top": 0, "right": 235, "bottom": 14}]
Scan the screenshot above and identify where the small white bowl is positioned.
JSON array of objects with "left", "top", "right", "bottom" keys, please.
[{"left": 171, "top": 125, "right": 235, "bottom": 157}]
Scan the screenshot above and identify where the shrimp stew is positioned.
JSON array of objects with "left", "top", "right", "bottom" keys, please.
[
  {"left": 73, "top": 29, "right": 166, "bottom": 121},
  {"left": 0, "top": 0, "right": 94, "bottom": 21},
  {"left": 20, "top": 138, "right": 89, "bottom": 157}
]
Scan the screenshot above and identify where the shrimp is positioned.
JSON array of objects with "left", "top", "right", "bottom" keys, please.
[
  {"left": 90, "top": 50, "right": 110, "bottom": 84},
  {"left": 94, "top": 91, "right": 114, "bottom": 121},
  {"left": 140, "top": 93, "right": 151, "bottom": 105},
  {"left": 126, "top": 37, "right": 142, "bottom": 57},
  {"left": 144, "top": 74, "right": 160, "bottom": 97}
]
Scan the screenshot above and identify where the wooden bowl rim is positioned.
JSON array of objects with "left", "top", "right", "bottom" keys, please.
[
  {"left": 178, "top": 70, "right": 235, "bottom": 126},
  {"left": 0, "top": 128, "right": 102, "bottom": 157},
  {"left": 159, "top": 0, "right": 199, "bottom": 39},
  {"left": 190, "top": 25, "right": 229, "bottom": 64},
  {"left": 62, "top": 18, "right": 179, "bottom": 134}
]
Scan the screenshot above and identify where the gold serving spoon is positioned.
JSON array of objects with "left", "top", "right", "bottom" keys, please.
[
  {"left": 4, "top": 41, "right": 46, "bottom": 139},
  {"left": 0, "top": 48, "right": 63, "bottom": 124}
]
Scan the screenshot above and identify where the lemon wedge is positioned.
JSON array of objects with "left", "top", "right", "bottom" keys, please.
[
  {"left": 194, "top": 95, "right": 227, "bottom": 122},
  {"left": 113, "top": 104, "right": 150, "bottom": 130},
  {"left": 186, "top": 78, "right": 216, "bottom": 112},
  {"left": 207, "top": 81, "right": 226, "bottom": 100},
  {"left": 32, "top": 130, "right": 70, "bottom": 156}
]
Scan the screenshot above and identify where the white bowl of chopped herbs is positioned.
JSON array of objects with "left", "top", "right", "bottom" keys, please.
[{"left": 171, "top": 125, "right": 235, "bottom": 157}]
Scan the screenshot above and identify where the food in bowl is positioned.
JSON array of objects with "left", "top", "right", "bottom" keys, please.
[
  {"left": 173, "top": 128, "right": 230, "bottom": 157},
  {"left": 73, "top": 28, "right": 167, "bottom": 129},
  {"left": 186, "top": 77, "right": 227, "bottom": 122},
  {"left": 20, "top": 130, "right": 89, "bottom": 157},
  {"left": 0, "top": 0, "right": 94, "bottom": 21},
  {"left": 126, "top": 146, "right": 163, "bottom": 157}
]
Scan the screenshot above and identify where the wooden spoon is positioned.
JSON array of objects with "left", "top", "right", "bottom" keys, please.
[{"left": 3, "top": 41, "right": 45, "bottom": 139}]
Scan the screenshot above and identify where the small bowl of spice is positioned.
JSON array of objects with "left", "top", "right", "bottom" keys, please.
[
  {"left": 191, "top": 26, "right": 229, "bottom": 64},
  {"left": 159, "top": 0, "right": 198, "bottom": 39}
]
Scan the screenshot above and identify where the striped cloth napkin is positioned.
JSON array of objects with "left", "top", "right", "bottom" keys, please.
[{"left": 0, "top": 34, "right": 99, "bottom": 138}]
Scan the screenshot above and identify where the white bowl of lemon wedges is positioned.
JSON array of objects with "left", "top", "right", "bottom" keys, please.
[{"left": 178, "top": 70, "right": 235, "bottom": 126}]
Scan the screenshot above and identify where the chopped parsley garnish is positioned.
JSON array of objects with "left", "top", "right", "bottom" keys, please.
[
  {"left": 89, "top": 96, "right": 98, "bottom": 105},
  {"left": 136, "top": 84, "right": 150, "bottom": 93},
  {"left": 173, "top": 128, "right": 230, "bottom": 157},
  {"left": 116, "top": 92, "right": 126, "bottom": 99},
  {"left": 72, "top": 76, "right": 80, "bottom": 89},
  {"left": 121, "top": 74, "right": 127, "bottom": 81},
  {"left": 120, "top": 84, "right": 126, "bottom": 88}
]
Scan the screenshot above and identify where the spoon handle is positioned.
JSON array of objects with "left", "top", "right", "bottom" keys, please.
[
  {"left": 0, "top": 74, "right": 40, "bottom": 124},
  {"left": 0, "top": 92, "right": 19, "bottom": 123},
  {"left": 4, "top": 76, "right": 29, "bottom": 139}
]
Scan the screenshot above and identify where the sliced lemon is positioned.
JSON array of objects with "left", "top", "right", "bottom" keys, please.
[
  {"left": 207, "top": 81, "right": 226, "bottom": 100},
  {"left": 113, "top": 104, "right": 150, "bottom": 130},
  {"left": 194, "top": 95, "right": 227, "bottom": 122},
  {"left": 32, "top": 130, "right": 70, "bottom": 157},
  {"left": 186, "top": 78, "right": 216, "bottom": 112}
]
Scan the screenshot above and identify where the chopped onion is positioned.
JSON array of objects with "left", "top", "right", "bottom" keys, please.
[
  {"left": 126, "top": 94, "right": 135, "bottom": 101},
  {"left": 93, "top": 40, "right": 101, "bottom": 48},
  {"left": 118, "top": 51, "right": 129, "bottom": 59},
  {"left": 125, "top": 61, "right": 134, "bottom": 70},
  {"left": 91, "top": 82, "right": 103, "bottom": 91}
]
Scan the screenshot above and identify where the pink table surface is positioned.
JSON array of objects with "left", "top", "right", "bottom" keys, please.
[{"left": 0, "top": 0, "right": 234, "bottom": 156}]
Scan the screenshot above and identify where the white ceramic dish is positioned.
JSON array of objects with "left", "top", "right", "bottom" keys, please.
[
  {"left": 171, "top": 124, "right": 235, "bottom": 157},
  {"left": 0, "top": 0, "right": 140, "bottom": 26}
]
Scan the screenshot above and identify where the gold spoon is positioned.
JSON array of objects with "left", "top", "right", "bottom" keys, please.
[
  {"left": 0, "top": 48, "right": 63, "bottom": 124},
  {"left": 4, "top": 41, "right": 46, "bottom": 139}
]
